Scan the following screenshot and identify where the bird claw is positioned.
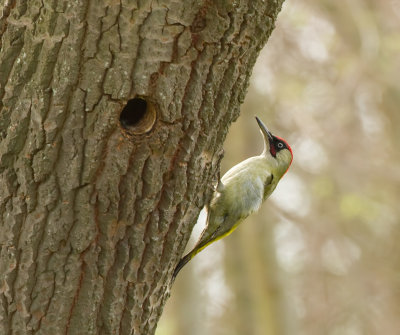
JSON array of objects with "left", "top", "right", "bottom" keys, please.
[{"left": 215, "top": 170, "right": 224, "bottom": 192}]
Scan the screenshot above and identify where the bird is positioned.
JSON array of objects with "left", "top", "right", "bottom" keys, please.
[{"left": 172, "top": 116, "right": 293, "bottom": 281}]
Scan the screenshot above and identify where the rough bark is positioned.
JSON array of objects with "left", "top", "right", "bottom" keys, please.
[{"left": 0, "top": 0, "right": 284, "bottom": 334}]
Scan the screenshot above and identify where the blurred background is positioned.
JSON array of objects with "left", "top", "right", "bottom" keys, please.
[{"left": 157, "top": 0, "right": 400, "bottom": 334}]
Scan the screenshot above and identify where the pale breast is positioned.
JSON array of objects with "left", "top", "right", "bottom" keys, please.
[
  {"left": 223, "top": 173, "right": 264, "bottom": 220},
  {"left": 239, "top": 176, "right": 264, "bottom": 214}
]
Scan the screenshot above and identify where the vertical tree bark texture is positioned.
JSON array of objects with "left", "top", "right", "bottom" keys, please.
[{"left": 0, "top": 0, "right": 284, "bottom": 334}]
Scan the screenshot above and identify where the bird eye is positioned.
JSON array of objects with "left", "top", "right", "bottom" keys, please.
[{"left": 277, "top": 142, "right": 284, "bottom": 149}]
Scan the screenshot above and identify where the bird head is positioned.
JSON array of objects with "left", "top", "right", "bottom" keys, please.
[{"left": 255, "top": 116, "right": 293, "bottom": 177}]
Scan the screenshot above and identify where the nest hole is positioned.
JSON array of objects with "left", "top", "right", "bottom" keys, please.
[{"left": 119, "top": 97, "right": 156, "bottom": 134}]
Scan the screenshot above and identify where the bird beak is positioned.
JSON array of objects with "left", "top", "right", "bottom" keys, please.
[{"left": 255, "top": 116, "right": 274, "bottom": 151}]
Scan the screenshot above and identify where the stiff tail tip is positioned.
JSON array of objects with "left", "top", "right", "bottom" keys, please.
[{"left": 171, "top": 253, "right": 192, "bottom": 283}]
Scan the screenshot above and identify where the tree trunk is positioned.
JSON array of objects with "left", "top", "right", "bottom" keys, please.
[{"left": 0, "top": 0, "right": 284, "bottom": 334}]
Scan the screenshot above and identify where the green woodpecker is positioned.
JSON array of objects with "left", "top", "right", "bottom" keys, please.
[{"left": 172, "top": 116, "right": 293, "bottom": 281}]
